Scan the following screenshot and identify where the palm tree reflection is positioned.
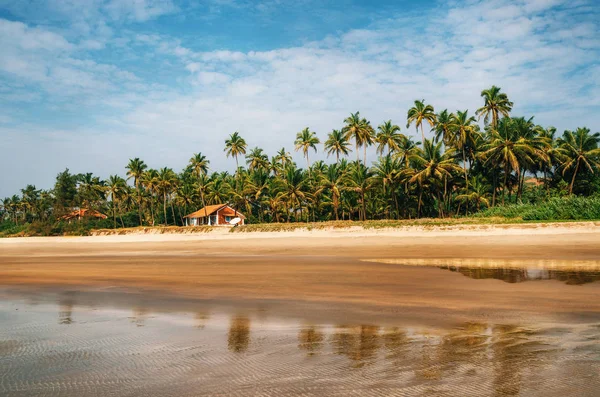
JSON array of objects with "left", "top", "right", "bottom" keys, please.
[
  {"left": 228, "top": 315, "right": 251, "bottom": 353},
  {"left": 332, "top": 325, "right": 380, "bottom": 368},
  {"left": 58, "top": 292, "right": 76, "bottom": 325},
  {"left": 298, "top": 326, "right": 324, "bottom": 356}
]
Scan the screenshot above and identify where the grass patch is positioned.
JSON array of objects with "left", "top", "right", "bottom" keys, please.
[{"left": 475, "top": 196, "right": 600, "bottom": 221}]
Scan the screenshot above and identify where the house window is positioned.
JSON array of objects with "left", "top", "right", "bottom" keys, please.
[{"left": 225, "top": 216, "right": 232, "bottom": 223}]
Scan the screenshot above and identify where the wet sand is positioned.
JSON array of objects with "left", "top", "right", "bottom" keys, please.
[{"left": 1, "top": 228, "right": 600, "bottom": 396}]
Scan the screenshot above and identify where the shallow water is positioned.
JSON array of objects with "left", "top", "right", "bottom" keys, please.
[
  {"left": 439, "top": 265, "right": 600, "bottom": 284},
  {"left": 1, "top": 289, "right": 600, "bottom": 397}
]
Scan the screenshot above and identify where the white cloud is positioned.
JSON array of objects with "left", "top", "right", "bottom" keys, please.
[{"left": 0, "top": 0, "right": 599, "bottom": 197}]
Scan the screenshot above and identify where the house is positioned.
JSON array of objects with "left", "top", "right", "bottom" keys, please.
[
  {"left": 184, "top": 204, "right": 246, "bottom": 226},
  {"left": 61, "top": 208, "right": 108, "bottom": 222}
]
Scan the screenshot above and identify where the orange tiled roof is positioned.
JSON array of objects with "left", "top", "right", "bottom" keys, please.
[
  {"left": 184, "top": 204, "right": 245, "bottom": 219},
  {"left": 61, "top": 209, "right": 107, "bottom": 220}
]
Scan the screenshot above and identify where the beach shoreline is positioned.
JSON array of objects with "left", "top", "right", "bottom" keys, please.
[{"left": 1, "top": 220, "right": 600, "bottom": 244}]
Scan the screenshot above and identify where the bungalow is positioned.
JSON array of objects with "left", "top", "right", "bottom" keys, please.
[
  {"left": 61, "top": 208, "right": 108, "bottom": 222},
  {"left": 184, "top": 204, "right": 245, "bottom": 226}
]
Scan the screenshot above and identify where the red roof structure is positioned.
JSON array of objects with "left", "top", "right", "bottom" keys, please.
[{"left": 61, "top": 209, "right": 108, "bottom": 221}]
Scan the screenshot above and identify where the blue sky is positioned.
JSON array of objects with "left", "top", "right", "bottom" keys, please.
[{"left": 0, "top": 0, "right": 599, "bottom": 197}]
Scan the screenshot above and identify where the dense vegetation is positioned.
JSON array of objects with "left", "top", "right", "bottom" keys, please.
[{"left": 2, "top": 85, "right": 600, "bottom": 236}]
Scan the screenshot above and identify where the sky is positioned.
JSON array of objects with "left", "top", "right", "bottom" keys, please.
[{"left": 0, "top": 0, "right": 599, "bottom": 197}]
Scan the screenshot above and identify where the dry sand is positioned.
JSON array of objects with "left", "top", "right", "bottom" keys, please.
[{"left": 2, "top": 223, "right": 600, "bottom": 327}]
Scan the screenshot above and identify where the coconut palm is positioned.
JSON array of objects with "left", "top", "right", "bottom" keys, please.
[
  {"left": 206, "top": 175, "right": 232, "bottom": 205},
  {"left": 126, "top": 158, "right": 147, "bottom": 225},
  {"left": 343, "top": 112, "right": 374, "bottom": 163},
  {"left": 274, "top": 148, "right": 292, "bottom": 171},
  {"left": 480, "top": 118, "right": 545, "bottom": 204},
  {"left": 294, "top": 128, "right": 320, "bottom": 170},
  {"left": 224, "top": 132, "right": 247, "bottom": 169},
  {"left": 372, "top": 155, "right": 403, "bottom": 218},
  {"left": 456, "top": 177, "right": 491, "bottom": 212},
  {"left": 450, "top": 110, "right": 478, "bottom": 206},
  {"left": 142, "top": 169, "right": 159, "bottom": 225},
  {"left": 476, "top": 85, "right": 513, "bottom": 129},
  {"left": 376, "top": 121, "right": 404, "bottom": 156},
  {"left": 409, "top": 139, "right": 461, "bottom": 217},
  {"left": 324, "top": 129, "right": 351, "bottom": 163},
  {"left": 406, "top": 100, "right": 436, "bottom": 144},
  {"left": 246, "top": 147, "right": 269, "bottom": 172},
  {"left": 319, "top": 163, "right": 346, "bottom": 220},
  {"left": 106, "top": 175, "right": 127, "bottom": 228},
  {"left": 157, "top": 167, "right": 178, "bottom": 225},
  {"left": 434, "top": 109, "right": 454, "bottom": 145},
  {"left": 277, "top": 165, "right": 308, "bottom": 222},
  {"left": 189, "top": 152, "right": 210, "bottom": 208},
  {"left": 345, "top": 162, "right": 373, "bottom": 221},
  {"left": 557, "top": 128, "right": 600, "bottom": 194}
]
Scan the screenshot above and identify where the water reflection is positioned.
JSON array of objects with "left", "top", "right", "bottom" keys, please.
[
  {"left": 228, "top": 315, "right": 251, "bottom": 353},
  {"left": 58, "top": 292, "right": 76, "bottom": 325},
  {"left": 332, "top": 325, "right": 380, "bottom": 368},
  {"left": 298, "top": 326, "right": 324, "bottom": 356},
  {"left": 440, "top": 265, "right": 600, "bottom": 284},
  {"left": 2, "top": 291, "right": 597, "bottom": 397}
]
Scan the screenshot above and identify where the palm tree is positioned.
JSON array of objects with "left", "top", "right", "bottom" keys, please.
[
  {"left": 343, "top": 112, "right": 374, "bottom": 163},
  {"left": 376, "top": 121, "right": 404, "bottom": 156},
  {"left": 476, "top": 85, "right": 513, "bottom": 129},
  {"left": 142, "top": 169, "right": 159, "bottom": 226},
  {"left": 157, "top": 167, "right": 177, "bottom": 225},
  {"left": 372, "top": 155, "right": 403, "bottom": 218},
  {"left": 345, "top": 162, "right": 373, "bottom": 221},
  {"left": 277, "top": 165, "right": 308, "bottom": 222},
  {"left": 557, "top": 128, "right": 600, "bottom": 194},
  {"left": 319, "top": 163, "right": 346, "bottom": 220},
  {"left": 126, "top": 158, "right": 147, "bottom": 225},
  {"left": 106, "top": 175, "right": 127, "bottom": 228},
  {"left": 450, "top": 110, "right": 478, "bottom": 204},
  {"left": 480, "top": 118, "right": 545, "bottom": 204},
  {"left": 189, "top": 152, "right": 210, "bottom": 208},
  {"left": 434, "top": 109, "right": 454, "bottom": 145},
  {"left": 275, "top": 148, "right": 292, "bottom": 169},
  {"left": 409, "top": 139, "right": 461, "bottom": 217},
  {"left": 246, "top": 147, "right": 269, "bottom": 172},
  {"left": 535, "top": 126, "right": 558, "bottom": 195},
  {"left": 456, "top": 177, "right": 491, "bottom": 212},
  {"left": 324, "top": 129, "right": 351, "bottom": 163},
  {"left": 206, "top": 175, "right": 232, "bottom": 205},
  {"left": 224, "top": 132, "right": 247, "bottom": 169},
  {"left": 406, "top": 100, "right": 436, "bottom": 144},
  {"left": 294, "top": 127, "right": 320, "bottom": 170}
]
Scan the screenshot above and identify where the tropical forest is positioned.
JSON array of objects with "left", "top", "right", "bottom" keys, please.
[{"left": 2, "top": 86, "right": 600, "bottom": 236}]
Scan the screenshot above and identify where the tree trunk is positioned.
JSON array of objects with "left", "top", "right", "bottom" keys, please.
[
  {"left": 150, "top": 194, "right": 155, "bottom": 226},
  {"left": 417, "top": 188, "right": 423, "bottom": 218},
  {"left": 170, "top": 198, "right": 176, "bottom": 226},
  {"left": 492, "top": 171, "right": 497, "bottom": 207},
  {"left": 421, "top": 124, "right": 425, "bottom": 145},
  {"left": 363, "top": 144, "right": 367, "bottom": 165},
  {"left": 502, "top": 163, "right": 509, "bottom": 205},
  {"left": 163, "top": 193, "right": 168, "bottom": 225},
  {"left": 569, "top": 160, "right": 580, "bottom": 195},
  {"left": 361, "top": 191, "right": 366, "bottom": 221},
  {"left": 463, "top": 149, "right": 469, "bottom": 215},
  {"left": 137, "top": 183, "right": 143, "bottom": 226},
  {"left": 334, "top": 195, "right": 339, "bottom": 221},
  {"left": 113, "top": 198, "right": 117, "bottom": 229}
]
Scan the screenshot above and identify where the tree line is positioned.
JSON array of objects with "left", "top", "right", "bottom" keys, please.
[{"left": 2, "top": 85, "right": 600, "bottom": 229}]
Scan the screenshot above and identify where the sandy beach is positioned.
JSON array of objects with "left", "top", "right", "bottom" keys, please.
[
  {"left": 2, "top": 223, "right": 600, "bottom": 396},
  {"left": 2, "top": 222, "right": 600, "bottom": 326}
]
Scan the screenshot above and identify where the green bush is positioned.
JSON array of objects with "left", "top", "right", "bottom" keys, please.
[{"left": 475, "top": 196, "right": 600, "bottom": 221}]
